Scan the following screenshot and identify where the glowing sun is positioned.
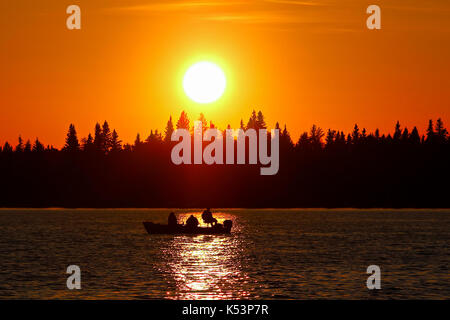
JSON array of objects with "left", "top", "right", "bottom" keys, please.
[{"left": 183, "top": 61, "right": 226, "bottom": 104}]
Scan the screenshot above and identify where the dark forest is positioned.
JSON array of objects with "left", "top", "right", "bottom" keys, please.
[{"left": 1, "top": 110, "right": 449, "bottom": 208}]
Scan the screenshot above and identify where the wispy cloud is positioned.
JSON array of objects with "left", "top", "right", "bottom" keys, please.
[
  {"left": 264, "top": 0, "right": 324, "bottom": 6},
  {"left": 107, "top": 1, "right": 245, "bottom": 13},
  {"left": 103, "top": 0, "right": 358, "bottom": 32},
  {"left": 202, "top": 12, "right": 288, "bottom": 24},
  {"left": 106, "top": 0, "right": 325, "bottom": 14},
  {"left": 202, "top": 10, "right": 319, "bottom": 24}
]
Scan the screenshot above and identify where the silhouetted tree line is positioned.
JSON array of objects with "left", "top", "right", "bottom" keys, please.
[{"left": 1, "top": 111, "right": 449, "bottom": 208}]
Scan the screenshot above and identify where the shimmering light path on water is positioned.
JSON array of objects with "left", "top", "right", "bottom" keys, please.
[{"left": 0, "top": 209, "right": 449, "bottom": 299}]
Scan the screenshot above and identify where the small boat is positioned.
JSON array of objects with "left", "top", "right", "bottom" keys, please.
[{"left": 143, "top": 220, "right": 233, "bottom": 235}]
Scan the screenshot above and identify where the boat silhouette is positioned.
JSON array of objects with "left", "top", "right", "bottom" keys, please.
[{"left": 143, "top": 220, "right": 233, "bottom": 235}]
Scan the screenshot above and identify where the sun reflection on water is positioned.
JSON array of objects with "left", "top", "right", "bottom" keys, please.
[{"left": 157, "top": 212, "right": 251, "bottom": 300}]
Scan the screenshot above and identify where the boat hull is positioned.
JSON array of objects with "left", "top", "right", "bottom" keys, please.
[{"left": 143, "top": 222, "right": 232, "bottom": 235}]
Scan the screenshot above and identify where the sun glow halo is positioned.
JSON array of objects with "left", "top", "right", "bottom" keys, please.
[{"left": 183, "top": 62, "right": 226, "bottom": 104}]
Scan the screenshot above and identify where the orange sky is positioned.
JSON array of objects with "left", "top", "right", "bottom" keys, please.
[{"left": 1, "top": 0, "right": 450, "bottom": 147}]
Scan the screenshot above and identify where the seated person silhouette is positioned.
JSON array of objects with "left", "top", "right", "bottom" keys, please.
[
  {"left": 168, "top": 212, "right": 177, "bottom": 227},
  {"left": 185, "top": 215, "right": 199, "bottom": 229},
  {"left": 202, "top": 208, "right": 217, "bottom": 227}
]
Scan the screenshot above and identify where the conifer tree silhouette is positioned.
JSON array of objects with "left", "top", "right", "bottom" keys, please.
[
  {"left": 435, "top": 118, "right": 448, "bottom": 144},
  {"left": 164, "top": 116, "right": 174, "bottom": 143},
  {"left": 16, "top": 136, "right": 24, "bottom": 153},
  {"left": 102, "top": 121, "right": 112, "bottom": 153},
  {"left": 3, "top": 142, "right": 13, "bottom": 153},
  {"left": 256, "top": 111, "right": 267, "bottom": 129},
  {"left": 134, "top": 133, "right": 143, "bottom": 150},
  {"left": 64, "top": 124, "right": 80, "bottom": 152},
  {"left": 94, "top": 123, "right": 103, "bottom": 152},
  {"left": 82, "top": 133, "right": 94, "bottom": 152},
  {"left": 426, "top": 119, "right": 435, "bottom": 144},
  {"left": 176, "top": 111, "right": 190, "bottom": 130},
  {"left": 393, "top": 121, "right": 402, "bottom": 141},
  {"left": 246, "top": 110, "right": 257, "bottom": 130},
  {"left": 110, "top": 130, "right": 122, "bottom": 152},
  {"left": 410, "top": 127, "right": 421, "bottom": 144},
  {"left": 32, "top": 138, "right": 44, "bottom": 152}
]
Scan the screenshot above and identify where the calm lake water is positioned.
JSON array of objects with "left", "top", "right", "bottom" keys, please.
[{"left": 0, "top": 209, "right": 449, "bottom": 299}]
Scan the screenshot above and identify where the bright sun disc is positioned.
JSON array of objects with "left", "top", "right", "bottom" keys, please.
[{"left": 183, "top": 62, "right": 226, "bottom": 104}]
